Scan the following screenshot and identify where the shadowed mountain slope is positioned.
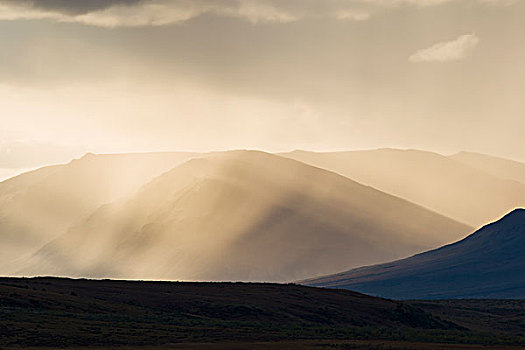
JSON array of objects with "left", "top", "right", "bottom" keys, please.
[
  {"left": 0, "top": 152, "right": 200, "bottom": 272},
  {"left": 20, "top": 151, "right": 470, "bottom": 282},
  {"left": 450, "top": 151, "right": 525, "bottom": 185},
  {"left": 282, "top": 149, "right": 525, "bottom": 227},
  {"left": 303, "top": 209, "right": 525, "bottom": 299}
]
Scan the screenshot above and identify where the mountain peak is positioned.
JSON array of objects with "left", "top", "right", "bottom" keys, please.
[
  {"left": 488, "top": 208, "right": 525, "bottom": 234},
  {"left": 81, "top": 152, "right": 97, "bottom": 159},
  {"left": 477, "top": 208, "right": 525, "bottom": 235},
  {"left": 503, "top": 208, "right": 525, "bottom": 220}
]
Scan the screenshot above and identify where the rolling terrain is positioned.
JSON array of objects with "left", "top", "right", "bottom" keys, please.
[
  {"left": 0, "top": 277, "right": 523, "bottom": 349},
  {"left": 282, "top": 149, "right": 525, "bottom": 227},
  {"left": 304, "top": 209, "right": 525, "bottom": 299},
  {"left": 19, "top": 151, "right": 470, "bottom": 281}
]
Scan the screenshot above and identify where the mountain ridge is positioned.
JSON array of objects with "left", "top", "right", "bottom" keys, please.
[
  {"left": 282, "top": 148, "right": 525, "bottom": 227},
  {"left": 450, "top": 151, "right": 525, "bottom": 185},
  {"left": 18, "top": 151, "right": 471, "bottom": 282},
  {"left": 0, "top": 151, "right": 201, "bottom": 273},
  {"left": 303, "top": 208, "right": 525, "bottom": 299}
]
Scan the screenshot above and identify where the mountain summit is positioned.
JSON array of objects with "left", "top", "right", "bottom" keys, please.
[
  {"left": 0, "top": 152, "right": 199, "bottom": 273},
  {"left": 303, "top": 209, "right": 525, "bottom": 299}
]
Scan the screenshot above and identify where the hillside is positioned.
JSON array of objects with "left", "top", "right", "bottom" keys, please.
[
  {"left": 450, "top": 151, "right": 525, "bottom": 185},
  {"left": 282, "top": 149, "right": 525, "bottom": 227},
  {"left": 1, "top": 277, "right": 524, "bottom": 349},
  {"left": 19, "top": 151, "right": 470, "bottom": 281},
  {"left": 0, "top": 152, "right": 199, "bottom": 273},
  {"left": 303, "top": 209, "right": 525, "bottom": 299}
]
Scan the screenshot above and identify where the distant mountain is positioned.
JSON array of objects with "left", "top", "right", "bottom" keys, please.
[
  {"left": 303, "top": 209, "right": 525, "bottom": 299},
  {"left": 450, "top": 151, "right": 525, "bottom": 185},
  {"left": 282, "top": 149, "right": 525, "bottom": 227},
  {"left": 19, "top": 151, "right": 470, "bottom": 282},
  {"left": 0, "top": 152, "right": 199, "bottom": 272}
]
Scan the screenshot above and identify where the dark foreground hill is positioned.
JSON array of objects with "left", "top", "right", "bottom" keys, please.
[
  {"left": 304, "top": 209, "right": 525, "bottom": 299},
  {"left": 0, "top": 277, "right": 524, "bottom": 349}
]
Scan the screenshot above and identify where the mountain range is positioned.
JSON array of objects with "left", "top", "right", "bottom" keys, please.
[
  {"left": 18, "top": 151, "right": 469, "bottom": 281},
  {"left": 1, "top": 148, "right": 523, "bottom": 291},
  {"left": 283, "top": 149, "right": 525, "bottom": 227},
  {"left": 303, "top": 209, "right": 525, "bottom": 299},
  {"left": 450, "top": 151, "right": 525, "bottom": 184},
  {"left": 0, "top": 152, "right": 198, "bottom": 273}
]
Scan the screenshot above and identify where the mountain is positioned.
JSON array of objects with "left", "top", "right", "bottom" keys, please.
[
  {"left": 450, "top": 151, "right": 525, "bottom": 185},
  {"left": 303, "top": 209, "right": 525, "bottom": 299},
  {"left": 282, "top": 149, "right": 525, "bottom": 227},
  {"left": 19, "top": 151, "right": 471, "bottom": 282},
  {"left": 0, "top": 152, "right": 199, "bottom": 273}
]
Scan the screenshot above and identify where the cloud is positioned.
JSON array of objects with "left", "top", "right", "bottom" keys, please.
[
  {"left": 0, "top": 0, "right": 142, "bottom": 15},
  {"left": 360, "top": 0, "right": 453, "bottom": 5},
  {"left": 0, "top": 0, "right": 520, "bottom": 27},
  {"left": 478, "top": 0, "right": 521, "bottom": 5},
  {"left": 212, "top": 1, "right": 299, "bottom": 24},
  {"left": 409, "top": 34, "right": 480, "bottom": 63},
  {"left": 0, "top": 0, "right": 300, "bottom": 27},
  {"left": 336, "top": 9, "right": 371, "bottom": 21},
  {"left": 362, "top": 0, "right": 517, "bottom": 5}
]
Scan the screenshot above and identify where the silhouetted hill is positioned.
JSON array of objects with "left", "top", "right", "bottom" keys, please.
[
  {"left": 304, "top": 209, "right": 525, "bottom": 299},
  {"left": 19, "top": 151, "right": 470, "bottom": 281},
  {"left": 1, "top": 278, "right": 524, "bottom": 348},
  {"left": 282, "top": 149, "right": 525, "bottom": 227}
]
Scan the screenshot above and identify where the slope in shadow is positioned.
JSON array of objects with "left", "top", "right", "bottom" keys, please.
[{"left": 304, "top": 209, "right": 525, "bottom": 299}]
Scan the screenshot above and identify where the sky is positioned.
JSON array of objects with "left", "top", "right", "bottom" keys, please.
[{"left": 1, "top": 0, "right": 525, "bottom": 177}]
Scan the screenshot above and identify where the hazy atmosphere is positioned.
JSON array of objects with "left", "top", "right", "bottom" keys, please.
[
  {"left": 1, "top": 2, "right": 525, "bottom": 348},
  {"left": 1, "top": 0, "right": 525, "bottom": 180}
]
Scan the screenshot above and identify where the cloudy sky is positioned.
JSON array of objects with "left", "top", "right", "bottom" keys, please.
[{"left": 1, "top": 0, "right": 524, "bottom": 176}]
